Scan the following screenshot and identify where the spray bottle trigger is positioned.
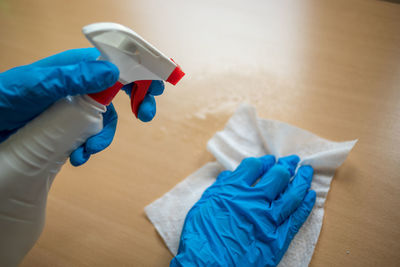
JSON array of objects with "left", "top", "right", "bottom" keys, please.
[
  {"left": 130, "top": 80, "right": 153, "bottom": 118},
  {"left": 88, "top": 81, "right": 124, "bottom": 106}
]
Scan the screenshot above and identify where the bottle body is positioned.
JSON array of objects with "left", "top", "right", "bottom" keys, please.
[{"left": 0, "top": 95, "right": 105, "bottom": 266}]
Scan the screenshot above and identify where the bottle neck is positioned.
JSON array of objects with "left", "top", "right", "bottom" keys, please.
[
  {"left": 88, "top": 81, "right": 124, "bottom": 106},
  {"left": 78, "top": 95, "right": 107, "bottom": 114}
]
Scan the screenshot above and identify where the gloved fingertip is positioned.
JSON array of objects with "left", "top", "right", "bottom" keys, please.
[
  {"left": 85, "top": 123, "right": 117, "bottom": 154},
  {"left": 84, "top": 47, "right": 101, "bottom": 60},
  {"left": 148, "top": 80, "right": 165, "bottom": 96},
  {"left": 103, "top": 102, "right": 118, "bottom": 123},
  {"left": 304, "top": 190, "right": 317, "bottom": 205},
  {"left": 70, "top": 146, "right": 90, "bottom": 166},
  {"left": 121, "top": 83, "right": 133, "bottom": 96},
  {"left": 138, "top": 95, "right": 156, "bottom": 122},
  {"left": 236, "top": 157, "right": 261, "bottom": 171},
  {"left": 298, "top": 165, "right": 314, "bottom": 182},
  {"left": 294, "top": 191, "right": 316, "bottom": 223},
  {"left": 95, "top": 61, "right": 120, "bottom": 86},
  {"left": 85, "top": 137, "right": 107, "bottom": 154},
  {"left": 277, "top": 155, "right": 300, "bottom": 176},
  {"left": 82, "top": 61, "right": 120, "bottom": 91},
  {"left": 259, "top": 155, "right": 276, "bottom": 172},
  {"left": 86, "top": 103, "right": 118, "bottom": 154}
]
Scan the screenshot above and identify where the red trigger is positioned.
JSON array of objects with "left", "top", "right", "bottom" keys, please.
[{"left": 131, "top": 80, "right": 153, "bottom": 117}]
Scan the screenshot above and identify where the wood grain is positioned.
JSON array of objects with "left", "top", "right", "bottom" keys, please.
[{"left": 0, "top": 0, "right": 399, "bottom": 266}]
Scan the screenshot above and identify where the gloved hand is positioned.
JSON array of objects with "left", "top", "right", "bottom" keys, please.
[
  {"left": 170, "top": 155, "right": 316, "bottom": 267},
  {"left": 0, "top": 48, "right": 164, "bottom": 166}
]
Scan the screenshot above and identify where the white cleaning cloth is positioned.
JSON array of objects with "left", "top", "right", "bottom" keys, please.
[{"left": 145, "top": 104, "right": 357, "bottom": 267}]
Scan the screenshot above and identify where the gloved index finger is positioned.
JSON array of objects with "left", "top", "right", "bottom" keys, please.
[
  {"left": 254, "top": 155, "right": 300, "bottom": 201},
  {"left": 231, "top": 155, "right": 276, "bottom": 186},
  {"left": 36, "top": 60, "right": 119, "bottom": 99},
  {"left": 85, "top": 103, "right": 118, "bottom": 154},
  {"left": 31, "top": 48, "right": 100, "bottom": 67},
  {"left": 147, "top": 80, "right": 164, "bottom": 96},
  {"left": 138, "top": 94, "right": 156, "bottom": 122},
  {"left": 269, "top": 165, "right": 314, "bottom": 225}
]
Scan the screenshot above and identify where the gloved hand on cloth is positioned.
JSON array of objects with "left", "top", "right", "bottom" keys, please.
[{"left": 171, "top": 155, "right": 316, "bottom": 267}]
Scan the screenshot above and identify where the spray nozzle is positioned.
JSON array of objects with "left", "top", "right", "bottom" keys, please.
[{"left": 82, "top": 22, "right": 185, "bottom": 116}]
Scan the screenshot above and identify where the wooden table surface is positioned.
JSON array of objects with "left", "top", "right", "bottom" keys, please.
[{"left": 1, "top": 0, "right": 399, "bottom": 266}]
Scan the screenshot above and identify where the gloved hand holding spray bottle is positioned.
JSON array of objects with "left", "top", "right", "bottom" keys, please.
[{"left": 0, "top": 23, "right": 184, "bottom": 266}]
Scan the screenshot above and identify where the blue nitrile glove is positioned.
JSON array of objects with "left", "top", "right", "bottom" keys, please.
[
  {"left": 70, "top": 79, "right": 164, "bottom": 166},
  {"left": 170, "top": 155, "right": 316, "bottom": 267},
  {"left": 0, "top": 48, "right": 164, "bottom": 166},
  {"left": 121, "top": 80, "right": 165, "bottom": 122}
]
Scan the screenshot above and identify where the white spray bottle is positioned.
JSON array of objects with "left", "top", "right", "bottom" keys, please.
[{"left": 0, "top": 22, "right": 184, "bottom": 266}]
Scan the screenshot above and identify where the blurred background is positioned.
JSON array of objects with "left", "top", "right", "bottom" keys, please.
[{"left": 0, "top": 0, "right": 399, "bottom": 266}]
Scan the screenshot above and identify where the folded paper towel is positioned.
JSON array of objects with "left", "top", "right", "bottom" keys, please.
[{"left": 145, "top": 104, "right": 357, "bottom": 267}]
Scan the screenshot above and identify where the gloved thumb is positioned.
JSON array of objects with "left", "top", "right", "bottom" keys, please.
[{"left": 32, "top": 60, "right": 119, "bottom": 100}]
